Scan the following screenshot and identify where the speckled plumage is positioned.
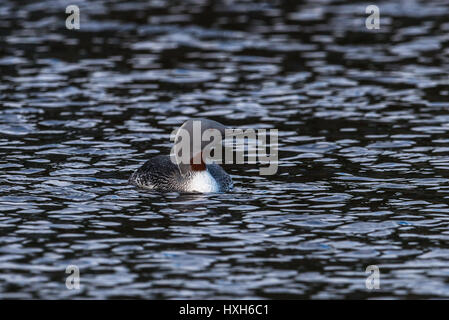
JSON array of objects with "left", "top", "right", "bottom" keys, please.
[{"left": 129, "top": 155, "right": 233, "bottom": 192}]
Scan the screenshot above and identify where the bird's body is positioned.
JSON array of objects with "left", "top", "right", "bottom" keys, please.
[{"left": 129, "top": 155, "right": 233, "bottom": 193}]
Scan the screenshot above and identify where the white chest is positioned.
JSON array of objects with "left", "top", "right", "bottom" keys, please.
[{"left": 188, "top": 170, "right": 219, "bottom": 193}]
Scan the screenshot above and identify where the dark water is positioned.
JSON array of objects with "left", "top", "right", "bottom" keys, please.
[{"left": 1, "top": 0, "right": 449, "bottom": 299}]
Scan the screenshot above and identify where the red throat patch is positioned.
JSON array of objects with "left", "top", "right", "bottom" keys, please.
[{"left": 190, "top": 153, "right": 206, "bottom": 171}]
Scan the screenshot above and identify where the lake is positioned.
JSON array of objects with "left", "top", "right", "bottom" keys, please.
[{"left": 1, "top": 0, "right": 449, "bottom": 299}]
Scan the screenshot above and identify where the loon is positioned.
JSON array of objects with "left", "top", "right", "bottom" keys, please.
[{"left": 129, "top": 118, "right": 233, "bottom": 193}]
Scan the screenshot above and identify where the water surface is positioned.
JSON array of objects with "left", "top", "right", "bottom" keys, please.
[{"left": 1, "top": 0, "right": 449, "bottom": 299}]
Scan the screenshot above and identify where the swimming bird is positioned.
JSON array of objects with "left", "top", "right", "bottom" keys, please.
[{"left": 129, "top": 118, "right": 233, "bottom": 193}]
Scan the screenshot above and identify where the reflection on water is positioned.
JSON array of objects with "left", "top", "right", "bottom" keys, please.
[{"left": 1, "top": 0, "right": 449, "bottom": 298}]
